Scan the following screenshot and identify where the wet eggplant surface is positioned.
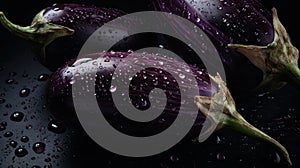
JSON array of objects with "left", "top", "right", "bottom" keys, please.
[{"left": 1, "top": 1, "right": 300, "bottom": 168}]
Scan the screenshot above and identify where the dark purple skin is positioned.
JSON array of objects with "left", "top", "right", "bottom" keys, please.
[
  {"left": 47, "top": 51, "right": 216, "bottom": 136},
  {"left": 151, "top": 0, "right": 274, "bottom": 94},
  {"left": 41, "top": 4, "right": 127, "bottom": 71}
]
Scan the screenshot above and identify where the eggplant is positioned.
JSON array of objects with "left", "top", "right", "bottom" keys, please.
[
  {"left": 0, "top": 4, "right": 127, "bottom": 71},
  {"left": 47, "top": 51, "right": 291, "bottom": 165},
  {"left": 151, "top": 0, "right": 300, "bottom": 94}
]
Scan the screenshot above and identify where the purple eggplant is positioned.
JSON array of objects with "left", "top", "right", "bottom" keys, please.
[
  {"left": 0, "top": 4, "right": 127, "bottom": 71},
  {"left": 152, "top": 0, "right": 300, "bottom": 93},
  {"left": 47, "top": 51, "right": 291, "bottom": 165}
]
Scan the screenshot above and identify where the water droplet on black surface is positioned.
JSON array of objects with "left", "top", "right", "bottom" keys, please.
[
  {"left": 19, "top": 88, "right": 30, "bottom": 97},
  {"left": 20, "top": 136, "right": 29, "bottom": 142},
  {"left": 10, "top": 111, "right": 24, "bottom": 122},
  {"left": 0, "top": 125, "right": 5, "bottom": 131},
  {"left": 0, "top": 121, "right": 7, "bottom": 126},
  {"left": 32, "top": 142, "right": 46, "bottom": 154},
  {"left": 5, "top": 103, "right": 12, "bottom": 108},
  {"left": 9, "top": 140, "right": 18, "bottom": 148},
  {"left": 26, "top": 124, "right": 32, "bottom": 129},
  {"left": 44, "top": 157, "right": 51, "bottom": 162},
  {"left": 274, "top": 152, "right": 281, "bottom": 164},
  {"left": 0, "top": 98, "right": 5, "bottom": 104},
  {"left": 170, "top": 155, "right": 179, "bottom": 162},
  {"left": 4, "top": 131, "right": 13, "bottom": 137},
  {"left": 37, "top": 74, "right": 49, "bottom": 81},
  {"left": 216, "top": 136, "right": 221, "bottom": 144},
  {"left": 0, "top": 122, "right": 7, "bottom": 131},
  {"left": 48, "top": 120, "right": 66, "bottom": 134},
  {"left": 217, "top": 152, "right": 226, "bottom": 160},
  {"left": 6, "top": 79, "right": 14, "bottom": 84},
  {"left": 15, "top": 147, "right": 28, "bottom": 157}
]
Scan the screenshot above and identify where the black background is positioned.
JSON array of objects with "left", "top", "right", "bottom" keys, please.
[{"left": 1, "top": 0, "right": 300, "bottom": 168}]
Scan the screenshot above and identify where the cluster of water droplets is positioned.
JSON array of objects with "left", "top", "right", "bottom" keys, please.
[{"left": 0, "top": 67, "right": 70, "bottom": 168}]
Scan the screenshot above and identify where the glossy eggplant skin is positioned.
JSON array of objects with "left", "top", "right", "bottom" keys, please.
[
  {"left": 47, "top": 51, "right": 216, "bottom": 136},
  {"left": 39, "top": 4, "right": 127, "bottom": 71},
  {"left": 151, "top": 0, "right": 274, "bottom": 94}
]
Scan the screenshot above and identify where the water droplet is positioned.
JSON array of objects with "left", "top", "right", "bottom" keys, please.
[
  {"left": 217, "top": 152, "right": 226, "bottom": 160},
  {"left": 1, "top": 121, "right": 7, "bottom": 126},
  {"left": 158, "top": 61, "right": 164, "bottom": 65},
  {"left": 5, "top": 103, "right": 12, "bottom": 108},
  {"left": 0, "top": 98, "right": 5, "bottom": 104},
  {"left": 32, "top": 142, "right": 46, "bottom": 154},
  {"left": 6, "top": 79, "right": 14, "bottom": 84},
  {"left": 179, "top": 73, "right": 185, "bottom": 79},
  {"left": 104, "top": 57, "right": 110, "bottom": 62},
  {"left": 216, "top": 136, "right": 221, "bottom": 144},
  {"left": 15, "top": 147, "right": 28, "bottom": 157},
  {"left": 0, "top": 125, "right": 5, "bottom": 131},
  {"left": 69, "top": 79, "right": 76, "bottom": 85},
  {"left": 19, "top": 88, "right": 30, "bottom": 97},
  {"left": 170, "top": 155, "right": 179, "bottom": 162},
  {"left": 4, "top": 131, "right": 13, "bottom": 137},
  {"left": 44, "top": 157, "right": 51, "bottom": 162},
  {"left": 141, "top": 100, "right": 148, "bottom": 107},
  {"left": 48, "top": 120, "right": 66, "bottom": 134},
  {"left": 37, "top": 74, "right": 49, "bottom": 81},
  {"left": 9, "top": 140, "right": 18, "bottom": 148},
  {"left": 26, "top": 124, "right": 32, "bottom": 129},
  {"left": 274, "top": 152, "right": 281, "bottom": 163},
  {"left": 196, "top": 18, "right": 201, "bottom": 22},
  {"left": 20, "top": 136, "right": 29, "bottom": 142},
  {"left": 109, "top": 85, "right": 117, "bottom": 93},
  {"left": 10, "top": 111, "right": 24, "bottom": 122}
]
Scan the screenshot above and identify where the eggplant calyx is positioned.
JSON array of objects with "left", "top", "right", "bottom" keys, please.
[
  {"left": 0, "top": 10, "right": 74, "bottom": 63},
  {"left": 228, "top": 7, "right": 299, "bottom": 92},
  {"left": 194, "top": 73, "right": 292, "bottom": 166}
]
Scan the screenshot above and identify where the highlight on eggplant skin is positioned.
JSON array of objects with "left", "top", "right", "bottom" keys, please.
[
  {"left": 152, "top": 0, "right": 300, "bottom": 94},
  {"left": 47, "top": 51, "right": 291, "bottom": 165}
]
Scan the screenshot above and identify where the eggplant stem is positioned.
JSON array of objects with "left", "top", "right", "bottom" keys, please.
[
  {"left": 224, "top": 115, "right": 292, "bottom": 166},
  {"left": 285, "top": 63, "right": 300, "bottom": 86},
  {"left": 0, "top": 10, "right": 74, "bottom": 63},
  {"left": 228, "top": 8, "right": 300, "bottom": 92},
  {"left": 0, "top": 11, "right": 36, "bottom": 40},
  {"left": 195, "top": 73, "right": 292, "bottom": 166}
]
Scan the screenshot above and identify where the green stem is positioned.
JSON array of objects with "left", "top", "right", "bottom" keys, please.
[
  {"left": 0, "top": 11, "right": 37, "bottom": 40},
  {"left": 284, "top": 63, "right": 300, "bottom": 86},
  {"left": 0, "top": 11, "right": 74, "bottom": 63},
  {"left": 224, "top": 115, "right": 292, "bottom": 166}
]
